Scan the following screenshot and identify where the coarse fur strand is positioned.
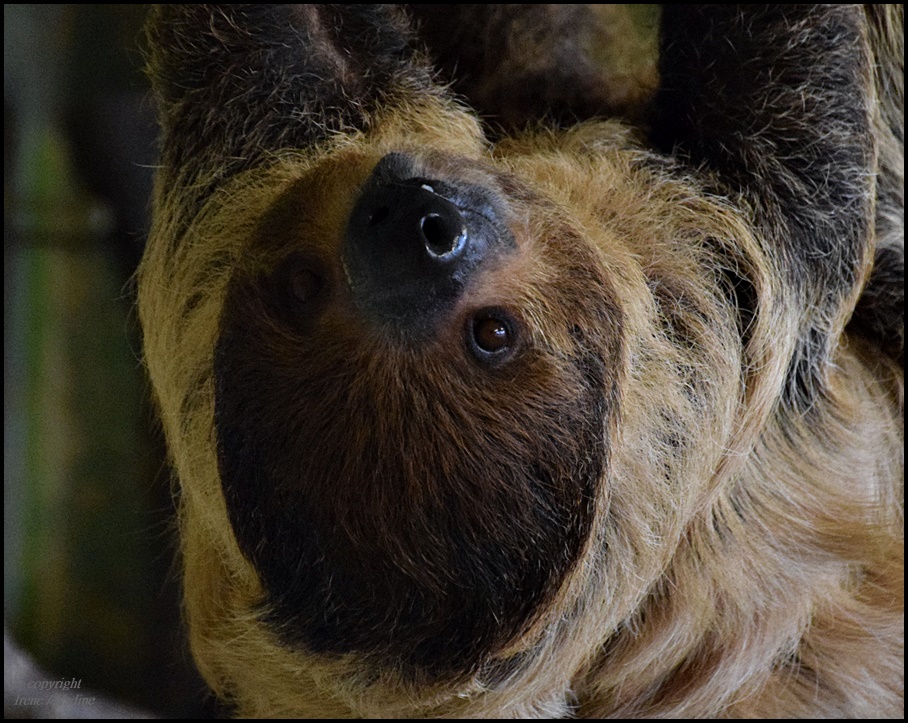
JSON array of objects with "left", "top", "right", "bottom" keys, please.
[{"left": 138, "top": 4, "right": 903, "bottom": 717}]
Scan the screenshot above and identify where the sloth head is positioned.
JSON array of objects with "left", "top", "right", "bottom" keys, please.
[
  {"left": 212, "top": 146, "right": 626, "bottom": 679},
  {"left": 143, "top": 100, "right": 747, "bottom": 687},
  {"left": 142, "top": 102, "right": 747, "bottom": 692}
]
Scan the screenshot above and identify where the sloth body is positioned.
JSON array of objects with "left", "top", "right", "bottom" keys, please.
[{"left": 139, "top": 5, "right": 903, "bottom": 717}]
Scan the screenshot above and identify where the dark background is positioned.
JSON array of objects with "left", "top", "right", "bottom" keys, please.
[{"left": 4, "top": 5, "right": 213, "bottom": 717}]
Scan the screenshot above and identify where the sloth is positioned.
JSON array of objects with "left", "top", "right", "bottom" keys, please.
[{"left": 138, "top": 5, "right": 903, "bottom": 717}]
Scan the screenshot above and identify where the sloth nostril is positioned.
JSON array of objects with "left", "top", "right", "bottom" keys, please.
[{"left": 421, "top": 212, "right": 465, "bottom": 257}]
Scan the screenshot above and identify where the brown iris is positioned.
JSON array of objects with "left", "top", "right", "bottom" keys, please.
[
  {"left": 467, "top": 308, "right": 519, "bottom": 365},
  {"left": 473, "top": 317, "right": 511, "bottom": 352}
]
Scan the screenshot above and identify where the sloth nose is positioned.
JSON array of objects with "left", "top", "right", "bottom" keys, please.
[
  {"left": 356, "top": 182, "right": 468, "bottom": 262},
  {"left": 343, "top": 153, "right": 497, "bottom": 336}
]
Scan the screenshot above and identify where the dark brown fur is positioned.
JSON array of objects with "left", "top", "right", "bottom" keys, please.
[
  {"left": 139, "top": 5, "right": 903, "bottom": 717},
  {"left": 214, "top": 163, "right": 619, "bottom": 677},
  {"left": 409, "top": 5, "right": 658, "bottom": 130}
]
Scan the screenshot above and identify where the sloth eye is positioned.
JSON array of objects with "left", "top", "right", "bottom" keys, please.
[
  {"left": 467, "top": 308, "right": 519, "bottom": 364},
  {"left": 273, "top": 255, "right": 328, "bottom": 322},
  {"left": 288, "top": 268, "right": 323, "bottom": 305}
]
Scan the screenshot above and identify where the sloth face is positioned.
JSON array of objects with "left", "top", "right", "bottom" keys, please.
[{"left": 213, "top": 149, "right": 623, "bottom": 679}]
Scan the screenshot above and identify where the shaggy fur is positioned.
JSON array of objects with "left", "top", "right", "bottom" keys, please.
[
  {"left": 138, "top": 5, "right": 903, "bottom": 717},
  {"left": 409, "top": 5, "right": 658, "bottom": 129}
]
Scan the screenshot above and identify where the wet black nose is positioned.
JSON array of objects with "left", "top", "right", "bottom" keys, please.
[
  {"left": 358, "top": 181, "right": 467, "bottom": 261},
  {"left": 344, "top": 153, "right": 507, "bottom": 336}
]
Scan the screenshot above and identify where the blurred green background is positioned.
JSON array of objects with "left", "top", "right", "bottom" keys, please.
[{"left": 4, "top": 5, "right": 212, "bottom": 717}]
